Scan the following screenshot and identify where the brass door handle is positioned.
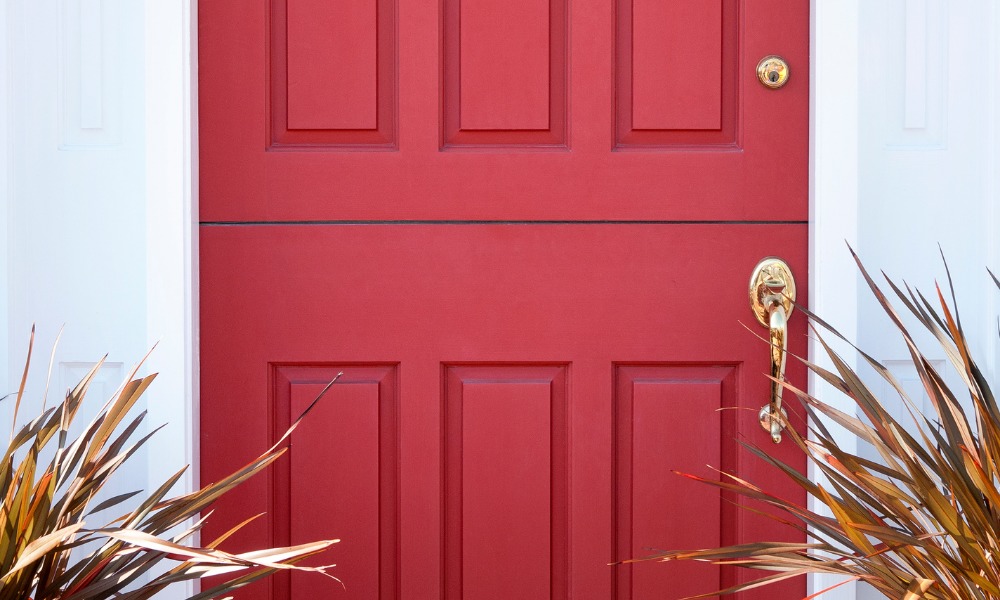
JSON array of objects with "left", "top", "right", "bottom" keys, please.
[{"left": 749, "top": 258, "right": 796, "bottom": 443}]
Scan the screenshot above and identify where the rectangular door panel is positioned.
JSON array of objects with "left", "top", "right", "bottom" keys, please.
[
  {"left": 616, "top": 0, "right": 734, "bottom": 147},
  {"left": 270, "top": 0, "right": 397, "bottom": 147},
  {"left": 271, "top": 365, "right": 399, "bottom": 600},
  {"left": 614, "top": 365, "right": 733, "bottom": 600},
  {"left": 444, "top": 365, "right": 569, "bottom": 600},
  {"left": 443, "top": 0, "right": 567, "bottom": 147}
]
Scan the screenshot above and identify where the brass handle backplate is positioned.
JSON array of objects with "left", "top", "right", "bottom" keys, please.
[
  {"left": 757, "top": 56, "right": 790, "bottom": 89},
  {"left": 749, "top": 257, "right": 796, "bottom": 443}
]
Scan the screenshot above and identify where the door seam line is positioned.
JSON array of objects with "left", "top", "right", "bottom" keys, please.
[{"left": 198, "top": 220, "right": 810, "bottom": 226}]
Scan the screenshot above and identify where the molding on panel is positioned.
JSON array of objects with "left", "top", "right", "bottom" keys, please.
[
  {"left": 59, "top": 361, "right": 125, "bottom": 407},
  {"left": 884, "top": 0, "right": 947, "bottom": 149},
  {"left": 903, "top": 0, "right": 928, "bottom": 129},
  {"left": 79, "top": 0, "right": 103, "bottom": 129},
  {"left": 611, "top": 364, "right": 738, "bottom": 600},
  {"left": 59, "top": 0, "right": 122, "bottom": 149},
  {"left": 877, "top": 359, "right": 945, "bottom": 423},
  {"left": 441, "top": 364, "right": 569, "bottom": 599},
  {"left": 59, "top": 362, "right": 148, "bottom": 527},
  {"left": 440, "top": 0, "right": 568, "bottom": 149},
  {"left": 613, "top": 0, "right": 738, "bottom": 150},
  {"left": 268, "top": 0, "right": 397, "bottom": 150},
  {"left": 270, "top": 363, "right": 400, "bottom": 600}
]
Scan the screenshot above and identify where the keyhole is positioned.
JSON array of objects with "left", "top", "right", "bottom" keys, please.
[{"left": 768, "top": 70, "right": 779, "bottom": 83}]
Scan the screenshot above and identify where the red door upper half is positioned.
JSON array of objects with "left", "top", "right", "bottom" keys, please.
[
  {"left": 199, "top": 0, "right": 810, "bottom": 599},
  {"left": 199, "top": 0, "right": 807, "bottom": 223}
]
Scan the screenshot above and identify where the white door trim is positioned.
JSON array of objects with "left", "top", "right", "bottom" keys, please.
[
  {"left": 809, "top": 1, "right": 860, "bottom": 598},
  {"left": 143, "top": 1, "right": 199, "bottom": 597},
  {"left": 1, "top": 0, "right": 11, "bottom": 391},
  {"left": 144, "top": 0, "right": 199, "bottom": 467}
]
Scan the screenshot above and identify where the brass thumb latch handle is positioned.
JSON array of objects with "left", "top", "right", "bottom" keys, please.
[{"left": 749, "top": 258, "right": 796, "bottom": 443}]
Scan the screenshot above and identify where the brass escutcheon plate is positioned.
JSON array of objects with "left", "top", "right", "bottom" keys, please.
[{"left": 749, "top": 257, "right": 796, "bottom": 327}]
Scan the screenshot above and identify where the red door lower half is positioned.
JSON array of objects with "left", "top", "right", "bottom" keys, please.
[
  {"left": 200, "top": 225, "right": 807, "bottom": 600},
  {"left": 199, "top": 0, "right": 810, "bottom": 597}
]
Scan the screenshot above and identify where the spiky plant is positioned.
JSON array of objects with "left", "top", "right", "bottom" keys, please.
[
  {"left": 0, "top": 331, "right": 341, "bottom": 599},
  {"left": 628, "top": 250, "right": 1000, "bottom": 599}
]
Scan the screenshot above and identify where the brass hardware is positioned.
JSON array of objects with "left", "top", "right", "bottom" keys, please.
[
  {"left": 749, "top": 257, "right": 796, "bottom": 443},
  {"left": 756, "top": 56, "right": 790, "bottom": 89}
]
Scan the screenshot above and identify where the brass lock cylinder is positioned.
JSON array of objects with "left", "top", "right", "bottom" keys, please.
[{"left": 756, "top": 56, "right": 790, "bottom": 89}]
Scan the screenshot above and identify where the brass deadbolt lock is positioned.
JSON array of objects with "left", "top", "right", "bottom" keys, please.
[{"left": 757, "top": 56, "right": 789, "bottom": 89}]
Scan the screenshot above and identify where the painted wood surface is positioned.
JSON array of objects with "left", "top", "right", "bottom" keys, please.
[
  {"left": 199, "top": 0, "right": 810, "bottom": 598},
  {"left": 200, "top": 225, "right": 808, "bottom": 600},
  {"left": 199, "top": 0, "right": 809, "bottom": 221}
]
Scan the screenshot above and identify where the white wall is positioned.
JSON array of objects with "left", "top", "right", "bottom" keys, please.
[
  {"left": 854, "top": 1, "right": 1000, "bottom": 598},
  {"left": 858, "top": 0, "right": 1000, "bottom": 373},
  {"left": 1, "top": 1, "right": 195, "bottom": 597},
  {"left": 4, "top": 0, "right": 147, "bottom": 394},
  {"left": 2, "top": 0, "right": 150, "bottom": 580},
  {"left": 856, "top": 0, "right": 1000, "bottom": 422}
]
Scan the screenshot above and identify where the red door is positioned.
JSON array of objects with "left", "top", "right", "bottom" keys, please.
[{"left": 199, "top": 0, "right": 809, "bottom": 598}]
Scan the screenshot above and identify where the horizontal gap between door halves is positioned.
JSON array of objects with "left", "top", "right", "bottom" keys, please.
[{"left": 199, "top": 220, "right": 809, "bottom": 226}]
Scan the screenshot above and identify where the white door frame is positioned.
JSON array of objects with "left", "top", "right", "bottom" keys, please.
[
  {"left": 145, "top": 0, "right": 860, "bottom": 598},
  {"left": 809, "top": 1, "right": 860, "bottom": 598},
  {"left": 143, "top": 0, "right": 199, "bottom": 536}
]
